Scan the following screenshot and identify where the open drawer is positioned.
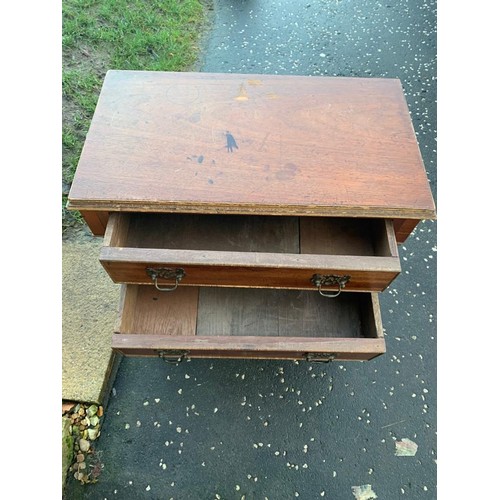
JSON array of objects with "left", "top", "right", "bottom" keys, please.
[
  {"left": 100, "top": 213, "right": 400, "bottom": 293},
  {"left": 112, "top": 285, "right": 385, "bottom": 361}
]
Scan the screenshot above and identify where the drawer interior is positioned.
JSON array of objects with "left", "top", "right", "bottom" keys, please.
[
  {"left": 101, "top": 213, "right": 400, "bottom": 292},
  {"left": 114, "top": 213, "right": 397, "bottom": 258},
  {"left": 119, "top": 285, "right": 381, "bottom": 338},
  {"left": 113, "top": 285, "right": 385, "bottom": 361}
]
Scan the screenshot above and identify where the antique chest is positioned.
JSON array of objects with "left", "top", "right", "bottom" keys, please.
[{"left": 67, "top": 70, "right": 436, "bottom": 362}]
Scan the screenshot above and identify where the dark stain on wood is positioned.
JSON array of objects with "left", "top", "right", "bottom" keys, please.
[{"left": 226, "top": 131, "right": 238, "bottom": 152}]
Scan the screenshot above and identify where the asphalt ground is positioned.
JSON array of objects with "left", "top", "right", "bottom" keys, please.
[{"left": 65, "top": 0, "right": 437, "bottom": 498}]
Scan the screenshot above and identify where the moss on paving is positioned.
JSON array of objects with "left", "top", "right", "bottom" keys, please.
[{"left": 62, "top": 417, "right": 74, "bottom": 488}]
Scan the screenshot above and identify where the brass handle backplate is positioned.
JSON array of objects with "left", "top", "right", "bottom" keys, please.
[
  {"left": 156, "top": 350, "right": 189, "bottom": 363},
  {"left": 146, "top": 267, "right": 185, "bottom": 292},
  {"left": 311, "top": 274, "right": 350, "bottom": 298},
  {"left": 305, "top": 352, "right": 336, "bottom": 363}
]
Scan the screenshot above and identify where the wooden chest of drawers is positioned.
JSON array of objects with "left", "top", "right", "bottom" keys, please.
[{"left": 67, "top": 70, "right": 436, "bottom": 362}]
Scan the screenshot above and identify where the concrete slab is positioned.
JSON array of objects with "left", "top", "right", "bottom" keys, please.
[{"left": 62, "top": 236, "right": 121, "bottom": 405}]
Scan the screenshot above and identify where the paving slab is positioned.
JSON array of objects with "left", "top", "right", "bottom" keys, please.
[
  {"left": 64, "top": 0, "right": 437, "bottom": 497},
  {"left": 62, "top": 235, "right": 121, "bottom": 405}
]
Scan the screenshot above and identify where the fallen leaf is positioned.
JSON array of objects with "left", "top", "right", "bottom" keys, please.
[
  {"left": 395, "top": 438, "right": 418, "bottom": 456},
  {"left": 352, "top": 484, "right": 378, "bottom": 500},
  {"left": 62, "top": 402, "right": 75, "bottom": 414}
]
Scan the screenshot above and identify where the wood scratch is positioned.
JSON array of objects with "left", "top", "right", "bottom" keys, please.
[
  {"left": 235, "top": 83, "right": 249, "bottom": 101},
  {"left": 259, "top": 132, "right": 270, "bottom": 151}
]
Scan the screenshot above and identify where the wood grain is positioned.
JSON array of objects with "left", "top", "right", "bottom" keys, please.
[
  {"left": 125, "top": 212, "right": 299, "bottom": 253},
  {"left": 375, "top": 220, "right": 399, "bottom": 258},
  {"left": 113, "top": 285, "right": 385, "bottom": 360},
  {"left": 68, "top": 71, "right": 436, "bottom": 242},
  {"left": 81, "top": 211, "right": 108, "bottom": 236},
  {"left": 115, "top": 285, "right": 380, "bottom": 339},
  {"left": 112, "top": 335, "right": 386, "bottom": 361},
  {"left": 100, "top": 251, "right": 400, "bottom": 291},
  {"left": 196, "top": 288, "right": 365, "bottom": 338},
  {"left": 393, "top": 218, "right": 421, "bottom": 243},
  {"left": 114, "top": 284, "right": 137, "bottom": 333},
  {"left": 118, "top": 284, "right": 198, "bottom": 335},
  {"left": 300, "top": 217, "right": 379, "bottom": 256},
  {"left": 103, "top": 213, "right": 130, "bottom": 247}
]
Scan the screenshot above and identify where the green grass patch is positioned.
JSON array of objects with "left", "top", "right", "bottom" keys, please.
[
  {"left": 62, "top": 0, "right": 208, "bottom": 232},
  {"left": 62, "top": 70, "right": 101, "bottom": 115}
]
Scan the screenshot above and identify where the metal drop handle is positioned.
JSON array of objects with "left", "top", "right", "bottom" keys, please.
[
  {"left": 146, "top": 267, "right": 185, "bottom": 292},
  {"left": 306, "top": 353, "right": 336, "bottom": 363},
  {"left": 157, "top": 350, "right": 189, "bottom": 363},
  {"left": 311, "top": 274, "right": 350, "bottom": 298}
]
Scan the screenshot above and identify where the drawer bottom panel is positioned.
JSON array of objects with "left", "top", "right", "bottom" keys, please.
[{"left": 113, "top": 285, "right": 386, "bottom": 361}]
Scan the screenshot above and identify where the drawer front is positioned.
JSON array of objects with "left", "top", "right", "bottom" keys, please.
[
  {"left": 112, "top": 340, "right": 386, "bottom": 362},
  {"left": 112, "top": 285, "right": 386, "bottom": 362},
  {"left": 101, "top": 213, "right": 400, "bottom": 293}
]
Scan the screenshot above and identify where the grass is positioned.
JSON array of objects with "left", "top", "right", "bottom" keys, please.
[{"left": 62, "top": 0, "right": 208, "bottom": 233}]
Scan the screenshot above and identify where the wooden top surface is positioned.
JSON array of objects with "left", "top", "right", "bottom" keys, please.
[{"left": 68, "top": 70, "right": 436, "bottom": 220}]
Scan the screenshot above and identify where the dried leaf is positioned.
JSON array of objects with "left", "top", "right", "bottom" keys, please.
[
  {"left": 62, "top": 402, "right": 75, "bottom": 414},
  {"left": 395, "top": 438, "right": 418, "bottom": 456},
  {"left": 352, "top": 484, "right": 378, "bottom": 500}
]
